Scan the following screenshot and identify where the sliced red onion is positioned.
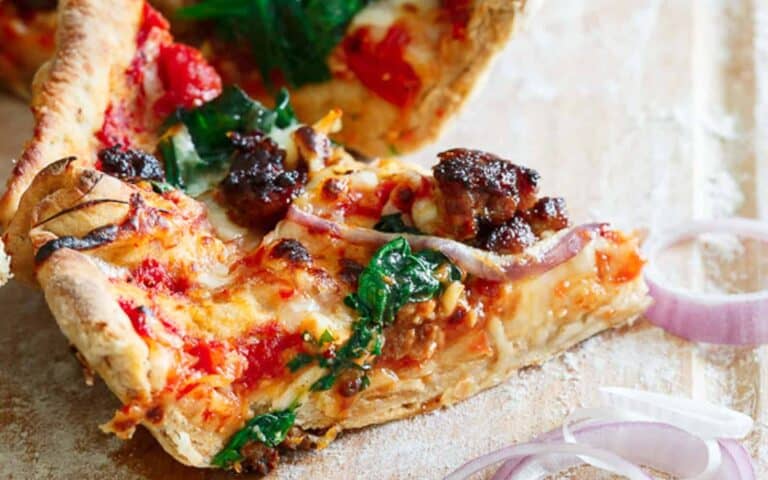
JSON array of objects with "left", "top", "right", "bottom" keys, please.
[
  {"left": 444, "top": 387, "right": 756, "bottom": 480},
  {"left": 493, "top": 422, "right": 712, "bottom": 480},
  {"left": 285, "top": 206, "right": 603, "bottom": 281},
  {"left": 443, "top": 441, "right": 652, "bottom": 480},
  {"left": 599, "top": 387, "right": 753, "bottom": 439},
  {"left": 644, "top": 218, "right": 768, "bottom": 345},
  {"left": 719, "top": 439, "right": 756, "bottom": 480}
]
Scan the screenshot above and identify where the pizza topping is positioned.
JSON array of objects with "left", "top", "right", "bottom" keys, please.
[
  {"left": 433, "top": 148, "right": 540, "bottom": 239},
  {"left": 473, "top": 215, "right": 536, "bottom": 254},
  {"left": 338, "top": 258, "right": 364, "bottom": 287},
  {"left": 130, "top": 258, "right": 190, "bottom": 295},
  {"left": 154, "top": 43, "right": 223, "bottom": 116},
  {"left": 136, "top": 3, "right": 170, "bottom": 46},
  {"left": 374, "top": 212, "right": 421, "bottom": 234},
  {"left": 382, "top": 299, "right": 444, "bottom": 363},
  {"left": 212, "top": 407, "right": 296, "bottom": 469},
  {"left": 441, "top": 0, "right": 472, "bottom": 39},
  {"left": 432, "top": 149, "right": 572, "bottom": 254},
  {"left": 343, "top": 24, "right": 422, "bottom": 108},
  {"left": 118, "top": 299, "right": 152, "bottom": 338},
  {"left": 219, "top": 131, "right": 307, "bottom": 229},
  {"left": 291, "top": 237, "right": 459, "bottom": 391},
  {"left": 235, "top": 323, "right": 304, "bottom": 390},
  {"left": 97, "top": 145, "right": 165, "bottom": 182},
  {"left": 286, "top": 206, "right": 604, "bottom": 282},
  {"left": 159, "top": 86, "right": 298, "bottom": 196},
  {"left": 269, "top": 239, "right": 311, "bottom": 265},
  {"left": 178, "top": 0, "right": 370, "bottom": 88},
  {"left": 97, "top": 103, "right": 135, "bottom": 148},
  {"left": 524, "top": 196, "right": 570, "bottom": 236}
]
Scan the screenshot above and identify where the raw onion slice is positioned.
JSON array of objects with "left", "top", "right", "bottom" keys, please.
[
  {"left": 444, "top": 387, "right": 755, "bottom": 480},
  {"left": 599, "top": 387, "right": 753, "bottom": 439},
  {"left": 285, "top": 206, "right": 602, "bottom": 281},
  {"left": 493, "top": 422, "right": 712, "bottom": 480},
  {"left": 443, "top": 441, "right": 651, "bottom": 480},
  {"left": 643, "top": 218, "right": 768, "bottom": 345}
]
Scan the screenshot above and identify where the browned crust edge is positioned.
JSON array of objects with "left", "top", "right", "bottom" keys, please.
[{"left": 0, "top": 0, "right": 143, "bottom": 229}]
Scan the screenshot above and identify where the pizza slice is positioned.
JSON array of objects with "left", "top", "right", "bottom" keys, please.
[
  {"left": 5, "top": 84, "right": 649, "bottom": 474},
  {"left": 1, "top": 0, "right": 649, "bottom": 473},
  {"left": 0, "top": 0, "right": 529, "bottom": 215}
]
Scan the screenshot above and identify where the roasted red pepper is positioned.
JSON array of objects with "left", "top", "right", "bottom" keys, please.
[
  {"left": 154, "top": 43, "right": 222, "bottom": 116},
  {"left": 343, "top": 25, "right": 421, "bottom": 108}
]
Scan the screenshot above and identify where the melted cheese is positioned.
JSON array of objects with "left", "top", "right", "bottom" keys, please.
[{"left": 352, "top": 0, "right": 439, "bottom": 29}]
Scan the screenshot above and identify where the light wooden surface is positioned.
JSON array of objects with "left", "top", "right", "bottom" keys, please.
[{"left": 1, "top": 0, "right": 767, "bottom": 478}]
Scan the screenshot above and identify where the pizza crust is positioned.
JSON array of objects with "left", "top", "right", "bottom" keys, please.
[{"left": 0, "top": 0, "right": 143, "bottom": 229}]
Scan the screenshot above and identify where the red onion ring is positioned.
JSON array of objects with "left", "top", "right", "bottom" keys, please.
[
  {"left": 644, "top": 218, "right": 768, "bottom": 344},
  {"left": 285, "top": 206, "right": 603, "bottom": 281},
  {"left": 444, "top": 387, "right": 756, "bottom": 480},
  {"left": 443, "top": 441, "right": 652, "bottom": 480}
]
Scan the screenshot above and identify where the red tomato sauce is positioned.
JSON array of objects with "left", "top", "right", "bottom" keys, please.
[
  {"left": 235, "top": 323, "right": 304, "bottom": 390},
  {"left": 154, "top": 43, "right": 222, "bottom": 117},
  {"left": 442, "top": 0, "right": 472, "bottom": 39},
  {"left": 343, "top": 25, "right": 421, "bottom": 108},
  {"left": 186, "top": 339, "right": 227, "bottom": 374},
  {"left": 344, "top": 180, "right": 397, "bottom": 218},
  {"left": 118, "top": 298, "right": 151, "bottom": 338},
  {"left": 96, "top": 103, "right": 135, "bottom": 148},
  {"left": 136, "top": 3, "right": 169, "bottom": 47},
  {"left": 131, "top": 258, "right": 190, "bottom": 295}
]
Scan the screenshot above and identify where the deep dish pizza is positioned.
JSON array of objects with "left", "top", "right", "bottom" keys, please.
[
  {"left": 1, "top": 0, "right": 649, "bottom": 475},
  {"left": 0, "top": 0, "right": 528, "bottom": 157}
]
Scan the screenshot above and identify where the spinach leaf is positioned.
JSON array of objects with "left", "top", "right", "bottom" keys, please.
[
  {"left": 211, "top": 408, "right": 296, "bottom": 468},
  {"left": 178, "top": 0, "right": 372, "bottom": 88},
  {"left": 303, "top": 237, "right": 459, "bottom": 391},
  {"left": 373, "top": 213, "right": 421, "bottom": 234},
  {"left": 159, "top": 85, "right": 296, "bottom": 195}
]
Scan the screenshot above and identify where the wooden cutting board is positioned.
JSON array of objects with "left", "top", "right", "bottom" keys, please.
[{"left": 1, "top": 0, "right": 766, "bottom": 478}]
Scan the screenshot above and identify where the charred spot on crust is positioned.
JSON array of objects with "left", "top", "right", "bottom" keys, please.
[
  {"left": 433, "top": 148, "right": 570, "bottom": 254},
  {"left": 523, "top": 196, "right": 570, "bottom": 236},
  {"left": 145, "top": 405, "right": 164, "bottom": 424},
  {"left": 270, "top": 238, "right": 311, "bottom": 264},
  {"left": 474, "top": 215, "right": 537, "bottom": 254},
  {"left": 97, "top": 145, "right": 164, "bottom": 181},
  {"left": 35, "top": 224, "right": 119, "bottom": 265},
  {"left": 219, "top": 132, "right": 307, "bottom": 229}
]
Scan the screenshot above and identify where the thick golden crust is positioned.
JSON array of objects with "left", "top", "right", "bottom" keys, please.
[
  {"left": 0, "top": 0, "right": 143, "bottom": 229},
  {"left": 38, "top": 247, "right": 226, "bottom": 466}
]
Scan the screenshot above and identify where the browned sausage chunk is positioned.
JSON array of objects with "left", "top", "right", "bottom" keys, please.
[
  {"left": 433, "top": 148, "right": 539, "bottom": 240},
  {"left": 219, "top": 132, "right": 306, "bottom": 229}
]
